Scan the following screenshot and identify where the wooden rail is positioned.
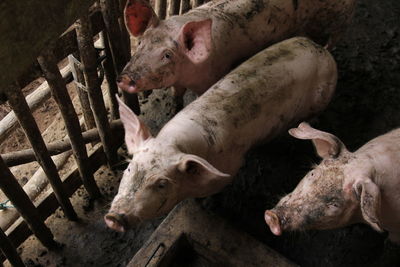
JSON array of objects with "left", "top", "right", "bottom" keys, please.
[
  {"left": 0, "top": 228, "right": 25, "bottom": 267},
  {"left": 0, "top": 0, "right": 188, "bottom": 264},
  {"left": 38, "top": 48, "right": 102, "bottom": 200}
]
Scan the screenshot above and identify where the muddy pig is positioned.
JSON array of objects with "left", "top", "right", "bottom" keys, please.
[
  {"left": 265, "top": 123, "right": 400, "bottom": 243},
  {"left": 117, "top": 0, "right": 355, "bottom": 96},
  {"left": 105, "top": 37, "right": 337, "bottom": 232}
]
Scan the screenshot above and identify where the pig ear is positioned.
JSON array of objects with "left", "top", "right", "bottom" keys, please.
[
  {"left": 178, "top": 19, "right": 212, "bottom": 64},
  {"left": 177, "top": 154, "right": 230, "bottom": 196},
  {"left": 117, "top": 95, "right": 152, "bottom": 153},
  {"left": 124, "top": 0, "right": 159, "bottom": 37},
  {"left": 288, "top": 122, "right": 346, "bottom": 159},
  {"left": 353, "top": 179, "right": 383, "bottom": 232}
]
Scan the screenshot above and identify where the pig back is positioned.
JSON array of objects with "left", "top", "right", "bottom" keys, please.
[{"left": 177, "top": 37, "right": 337, "bottom": 152}]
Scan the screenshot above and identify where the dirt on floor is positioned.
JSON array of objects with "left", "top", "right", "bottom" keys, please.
[{"left": 2, "top": 0, "right": 400, "bottom": 266}]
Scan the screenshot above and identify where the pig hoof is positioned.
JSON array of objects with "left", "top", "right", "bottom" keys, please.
[{"left": 104, "top": 213, "right": 127, "bottom": 232}]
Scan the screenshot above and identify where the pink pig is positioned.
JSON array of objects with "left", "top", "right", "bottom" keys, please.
[
  {"left": 265, "top": 122, "right": 400, "bottom": 244},
  {"left": 104, "top": 37, "right": 337, "bottom": 232},
  {"left": 117, "top": 0, "right": 356, "bottom": 96}
]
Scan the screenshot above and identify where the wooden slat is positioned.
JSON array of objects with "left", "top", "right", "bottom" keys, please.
[
  {"left": 0, "top": 127, "right": 124, "bottom": 263},
  {"left": 4, "top": 86, "right": 78, "bottom": 221},
  {"left": 0, "top": 227, "right": 25, "bottom": 267},
  {"left": 1, "top": 120, "right": 122, "bottom": 167},
  {"left": 38, "top": 49, "right": 102, "bottom": 200},
  {"left": 118, "top": 0, "right": 132, "bottom": 61},
  {"left": 75, "top": 14, "right": 118, "bottom": 167},
  {"left": 100, "top": 32, "right": 120, "bottom": 120},
  {"left": 0, "top": 0, "right": 98, "bottom": 93},
  {"left": 99, "top": 0, "right": 127, "bottom": 73},
  {"left": 100, "top": 0, "right": 140, "bottom": 115},
  {"left": 0, "top": 157, "right": 57, "bottom": 249},
  {"left": 14, "top": 10, "right": 104, "bottom": 92},
  {"left": 179, "top": 0, "right": 191, "bottom": 14},
  {"left": 128, "top": 200, "right": 297, "bottom": 267},
  {"left": 191, "top": 0, "right": 203, "bottom": 8},
  {"left": 168, "top": 0, "right": 181, "bottom": 17},
  {"left": 0, "top": 151, "right": 72, "bottom": 232},
  {"left": 68, "top": 55, "right": 97, "bottom": 133},
  {"left": 155, "top": 0, "right": 168, "bottom": 19},
  {"left": 0, "top": 65, "right": 71, "bottom": 144}
]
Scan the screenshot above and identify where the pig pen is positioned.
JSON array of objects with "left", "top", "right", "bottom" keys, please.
[{"left": 2, "top": 0, "right": 400, "bottom": 266}]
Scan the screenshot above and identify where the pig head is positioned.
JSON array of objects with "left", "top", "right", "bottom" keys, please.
[
  {"left": 104, "top": 97, "right": 230, "bottom": 232},
  {"left": 117, "top": 0, "right": 212, "bottom": 94},
  {"left": 265, "top": 122, "right": 383, "bottom": 236}
]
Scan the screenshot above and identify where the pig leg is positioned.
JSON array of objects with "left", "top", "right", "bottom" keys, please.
[{"left": 172, "top": 86, "right": 187, "bottom": 112}]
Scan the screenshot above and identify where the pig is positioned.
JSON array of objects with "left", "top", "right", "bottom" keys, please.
[
  {"left": 117, "top": 0, "right": 356, "bottom": 96},
  {"left": 265, "top": 122, "right": 400, "bottom": 244},
  {"left": 104, "top": 37, "right": 337, "bottom": 232}
]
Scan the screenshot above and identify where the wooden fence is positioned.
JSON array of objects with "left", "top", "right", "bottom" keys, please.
[{"left": 0, "top": 0, "right": 210, "bottom": 265}]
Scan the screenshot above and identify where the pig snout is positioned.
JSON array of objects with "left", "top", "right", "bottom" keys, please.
[
  {"left": 104, "top": 212, "right": 129, "bottom": 232},
  {"left": 264, "top": 210, "right": 282, "bottom": 236},
  {"left": 116, "top": 74, "right": 139, "bottom": 93}
]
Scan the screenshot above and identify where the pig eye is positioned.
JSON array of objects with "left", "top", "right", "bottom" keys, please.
[
  {"left": 163, "top": 52, "right": 172, "bottom": 60},
  {"left": 157, "top": 179, "right": 168, "bottom": 189}
]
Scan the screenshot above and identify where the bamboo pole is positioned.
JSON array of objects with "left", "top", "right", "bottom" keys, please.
[
  {"left": 0, "top": 156, "right": 57, "bottom": 249},
  {"left": 168, "top": 0, "right": 181, "bottom": 17},
  {"left": 0, "top": 228, "right": 25, "bottom": 267},
  {"left": 75, "top": 14, "right": 117, "bottom": 167},
  {"left": 1, "top": 120, "right": 122, "bottom": 167},
  {"left": 179, "top": 0, "right": 191, "bottom": 14},
  {"left": 37, "top": 50, "right": 102, "bottom": 200},
  {"left": 4, "top": 86, "right": 78, "bottom": 221}
]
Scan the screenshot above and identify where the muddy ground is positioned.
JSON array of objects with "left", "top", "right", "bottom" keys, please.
[{"left": 3, "top": 0, "right": 400, "bottom": 266}]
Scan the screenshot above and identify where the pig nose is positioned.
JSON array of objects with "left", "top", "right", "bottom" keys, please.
[
  {"left": 116, "top": 75, "right": 138, "bottom": 93},
  {"left": 264, "top": 210, "right": 282, "bottom": 236},
  {"left": 104, "top": 212, "right": 128, "bottom": 232}
]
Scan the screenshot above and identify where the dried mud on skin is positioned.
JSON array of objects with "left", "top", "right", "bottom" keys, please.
[
  {"left": 7, "top": 0, "right": 400, "bottom": 266},
  {"left": 203, "top": 0, "right": 400, "bottom": 266}
]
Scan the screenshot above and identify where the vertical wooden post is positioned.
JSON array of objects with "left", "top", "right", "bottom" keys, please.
[
  {"left": 68, "top": 55, "right": 97, "bottom": 132},
  {"left": 179, "top": 0, "right": 191, "bottom": 14},
  {"left": 168, "top": 0, "right": 181, "bottom": 17},
  {"left": 38, "top": 51, "right": 102, "bottom": 200},
  {"left": 155, "top": 0, "right": 168, "bottom": 19},
  {"left": 75, "top": 14, "right": 118, "bottom": 166},
  {"left": 191, "top": 0, "right": 203, "bottom": 8},
  {"left": 99, "top": 32, "right": 119, "bottom": 120},
  {"left": 100, "top": 0, "right": 140, "bottom": 115},
  {"left": 0, "top": 228, "right": 25, "bottom": 267},
  {"left": 5, "top": 86, "right": 78, "bottom": 221},
  {"left": 118, "top": 0, "right": 131, "bottom": 60},
  {"left": 0, "top": 156, "right": 58, "bottom": 249}
]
